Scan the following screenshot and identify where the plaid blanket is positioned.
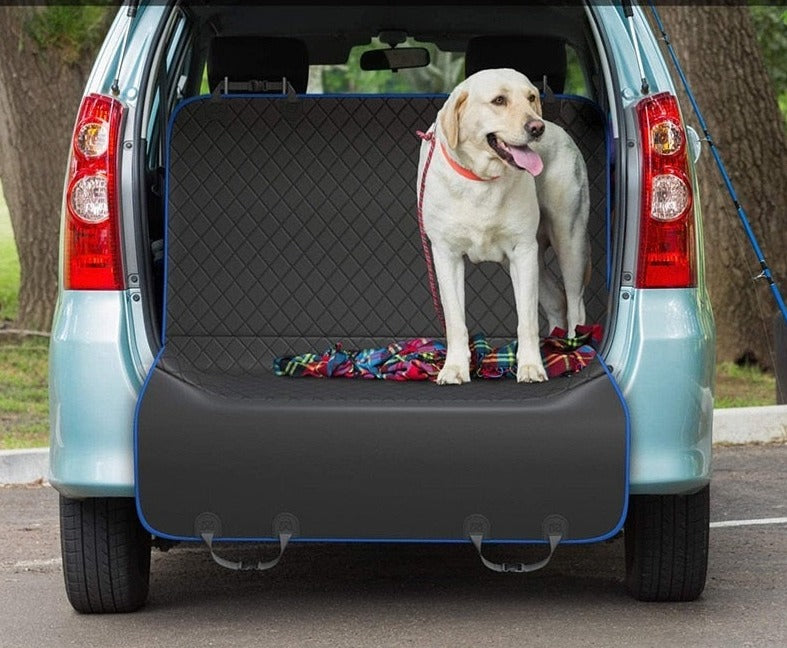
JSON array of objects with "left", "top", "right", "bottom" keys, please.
[{"left": 274, "top": 325, "right": 602, "bottom": 381}]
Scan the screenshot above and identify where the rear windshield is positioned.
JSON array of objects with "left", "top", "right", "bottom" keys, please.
[{"left": 197, "top": 39, "right": 589, "bottom": 97}]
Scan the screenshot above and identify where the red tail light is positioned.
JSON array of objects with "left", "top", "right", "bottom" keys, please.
[
  {"left": 64, "top": 93, "right": 125, "bottom": 290},
  {"left": 635, "top": 92, "right": 696, "bottom": 288}
]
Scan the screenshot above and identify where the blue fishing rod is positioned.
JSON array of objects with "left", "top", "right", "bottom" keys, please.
[{"left": 647, "top": 1, "right": 787, "bottom": 324}]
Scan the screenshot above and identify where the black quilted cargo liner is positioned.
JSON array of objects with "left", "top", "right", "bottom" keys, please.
[
  {"left": 160, "top": 95, "right": 610, "bottom": 375},
  {"left": 135, "top": 94, "right": 628, "bottom": 543}
]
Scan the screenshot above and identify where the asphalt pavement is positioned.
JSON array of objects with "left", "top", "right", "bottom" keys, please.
[{"left": 0, "top": 444, "right": 785, "bottom": 648}]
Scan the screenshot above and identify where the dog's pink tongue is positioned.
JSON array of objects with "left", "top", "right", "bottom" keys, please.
[{"left": 510, "top": 145, "right": 543, "bottom": 176}]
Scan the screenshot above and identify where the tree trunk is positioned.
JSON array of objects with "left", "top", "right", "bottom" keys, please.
[
  {"left": 0, "top": 8, "right": 97, "bottom": 331},
  {"left": 650, "top": 5, "right": 787, "bottom": 370}
]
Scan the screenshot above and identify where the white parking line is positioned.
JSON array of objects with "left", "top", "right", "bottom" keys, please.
[
  {"left": 12, "top": 558, "right": 62, "bottom": 569},
  {"left": 710, "top": 517, "right": 787, "bottom": 529}
]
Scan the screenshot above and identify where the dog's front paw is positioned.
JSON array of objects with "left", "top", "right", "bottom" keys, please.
[
  {"left": 436, "top": 364, "right": 471, "bottom": 385},
  {"left": 517, "top": 362, "right": 548, "bottom": 383}
]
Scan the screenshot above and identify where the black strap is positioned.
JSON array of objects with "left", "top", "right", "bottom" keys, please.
[
  {"left": 465, "top": 514, "right": 567, "bottom": 574},
  {"left": 196, "top": 512, "right": 298, "bottom": 572},
  {"left": 200, "top": 530, "right": 292, "bottom": 572},
  {"left": 211, "top": 77, "right": 298, "bottom": 100},
  {"left": 469, "top": 531, "right": 561, "bottom": 573}
]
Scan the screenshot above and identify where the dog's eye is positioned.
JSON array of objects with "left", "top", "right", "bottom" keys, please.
[
  {"left": 491, "top": 95, "right": 507, "bottom": 106},
  {"left": 528, "top": 94, "right": 537, "bottom": 103}
]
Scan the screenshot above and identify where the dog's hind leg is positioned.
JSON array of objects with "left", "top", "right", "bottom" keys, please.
[
  {"left": 538, "top": 247, "right": 568, "bottom": 332},
  {"left": 432, "top": 244, "right": 471, "bottom": 385},
  {"left": 509, "top": 242, "right": 548, "bottom": 383},
  {"left": 553, "top": 231, "right": 590, "bottom": 336},
  {"left": 544, "top": 180, "right": 590, "bottom": 337},
  {"left": 537, "top": 144, "right": 590, "bottom": 337}
]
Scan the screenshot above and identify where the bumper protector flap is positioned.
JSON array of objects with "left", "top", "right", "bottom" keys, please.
[{"left": 135, "top": 93, "right": 626, "bottom": 544}]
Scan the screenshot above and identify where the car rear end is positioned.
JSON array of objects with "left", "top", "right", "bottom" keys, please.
[
  {"left": 50, "top": 6, "right": 167, "bottom": 500},
  {"left": 49, "top": 1, "right": 714, "bottom": 612}
]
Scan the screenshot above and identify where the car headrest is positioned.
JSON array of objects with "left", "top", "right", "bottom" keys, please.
[
  {"left": 207, "top": 36, "right": 309, "bottom": 94},
  {"left": 464, "top": 35, "right": 567, "bottom": 94}
]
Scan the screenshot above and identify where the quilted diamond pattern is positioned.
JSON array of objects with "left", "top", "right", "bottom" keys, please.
[{"left": 162, "top": 95, "right": 608, "bottom": 377}]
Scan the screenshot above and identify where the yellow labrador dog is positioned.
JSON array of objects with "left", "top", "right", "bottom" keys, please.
[{"left": 418, "top": 68, "right": 590, "bottom": 385}]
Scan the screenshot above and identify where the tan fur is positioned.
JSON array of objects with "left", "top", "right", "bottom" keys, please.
[{"left": 439, "top": 90, "right": 468, "bottom": 150}]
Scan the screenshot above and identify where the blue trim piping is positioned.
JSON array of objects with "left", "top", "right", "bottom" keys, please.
[{"left": 133, "top": 344, "right": 166, "bottom": 534}]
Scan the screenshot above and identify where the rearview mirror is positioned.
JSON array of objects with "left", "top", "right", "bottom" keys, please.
[{"left": 360, "top": 47, "right": 430, "bottom": 72}]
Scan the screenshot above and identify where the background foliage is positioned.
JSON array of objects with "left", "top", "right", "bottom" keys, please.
[
  {"left": 24, "top": 5, "right": 113, "bottom": 64},
  {"left": 750, "top": 6, "right": 787, "bottom": 120},
  {"left": 320, "top": 40, "right": 464, "bottom": 94},
  {"left": 318, "top": 39, "right": 589, "bottom": 97}
]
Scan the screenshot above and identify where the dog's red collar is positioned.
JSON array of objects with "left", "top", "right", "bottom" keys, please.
[
  {"left": 439, "top": 142, "right": 499, "bottom": 182},
  {"left": 440, "top": 142, "right": 500, "bottom": 182},
  {"left": 417, "top": 129, "right": 498, "bottom": 182}
]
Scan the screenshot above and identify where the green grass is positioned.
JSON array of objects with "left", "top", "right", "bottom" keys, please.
[
  {"left": 0, "top": 183, "right": 21, "bottom": 323},
  {"left": 715, "top": 362, "right": 777, "bottom": 408},
  {"left": 1, "top": 186, "right": 48, "bottom": 449},
  {"left": 0, "top": 337, "right": 49, "bottom": 449}
]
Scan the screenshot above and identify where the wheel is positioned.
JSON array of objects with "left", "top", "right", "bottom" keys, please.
[
  {"left": 59, "top": 496, "right": 152, "bottom": 613},
  {"left": 624, "top": 485, "right": 709, "bottom": 602}
]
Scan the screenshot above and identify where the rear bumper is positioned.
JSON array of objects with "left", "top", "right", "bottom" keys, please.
[
  {"left": 49, "top": 289, "right": 714, "bottom": 500},
  {"left": 606, "top": 288, "right": 715, "bottom": 495},
  {"left": 49, "top": 291, "right": 142, "bottom": 498}
]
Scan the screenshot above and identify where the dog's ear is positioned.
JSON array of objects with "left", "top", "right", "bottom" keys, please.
[{"left": 439, "top": 89, "right": 468, "bottom": 150}]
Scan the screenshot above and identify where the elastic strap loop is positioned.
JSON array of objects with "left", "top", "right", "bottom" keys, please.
[
  {"left": 469, "top": 531, "right": 561, "bottom": 573},
  {"left": 465, "top": 513, "right": 567, "bottom": 574},
  {"left": 201, "top": 531, "right": 292, "bottom": 572}
]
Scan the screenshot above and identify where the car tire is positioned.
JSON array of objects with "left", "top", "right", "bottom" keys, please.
[
  {"left": 60, "top": 496, "right": 152, "bottom": 613},
  {"left": 624, "top": 485, "right": 709, "bottom": 602}
]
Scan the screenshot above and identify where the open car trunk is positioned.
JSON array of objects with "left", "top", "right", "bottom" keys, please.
[{"left": 135, "top": 92, "right": 629, "bottom": 544}]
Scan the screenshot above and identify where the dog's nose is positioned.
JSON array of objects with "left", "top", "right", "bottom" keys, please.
[{"left": 526, "top": 119, "right": 545, "bottom": 139}]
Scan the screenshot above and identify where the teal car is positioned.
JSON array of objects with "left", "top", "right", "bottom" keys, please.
[{"left": 50, "top": 1, "right": 714, "bottom": 613}]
